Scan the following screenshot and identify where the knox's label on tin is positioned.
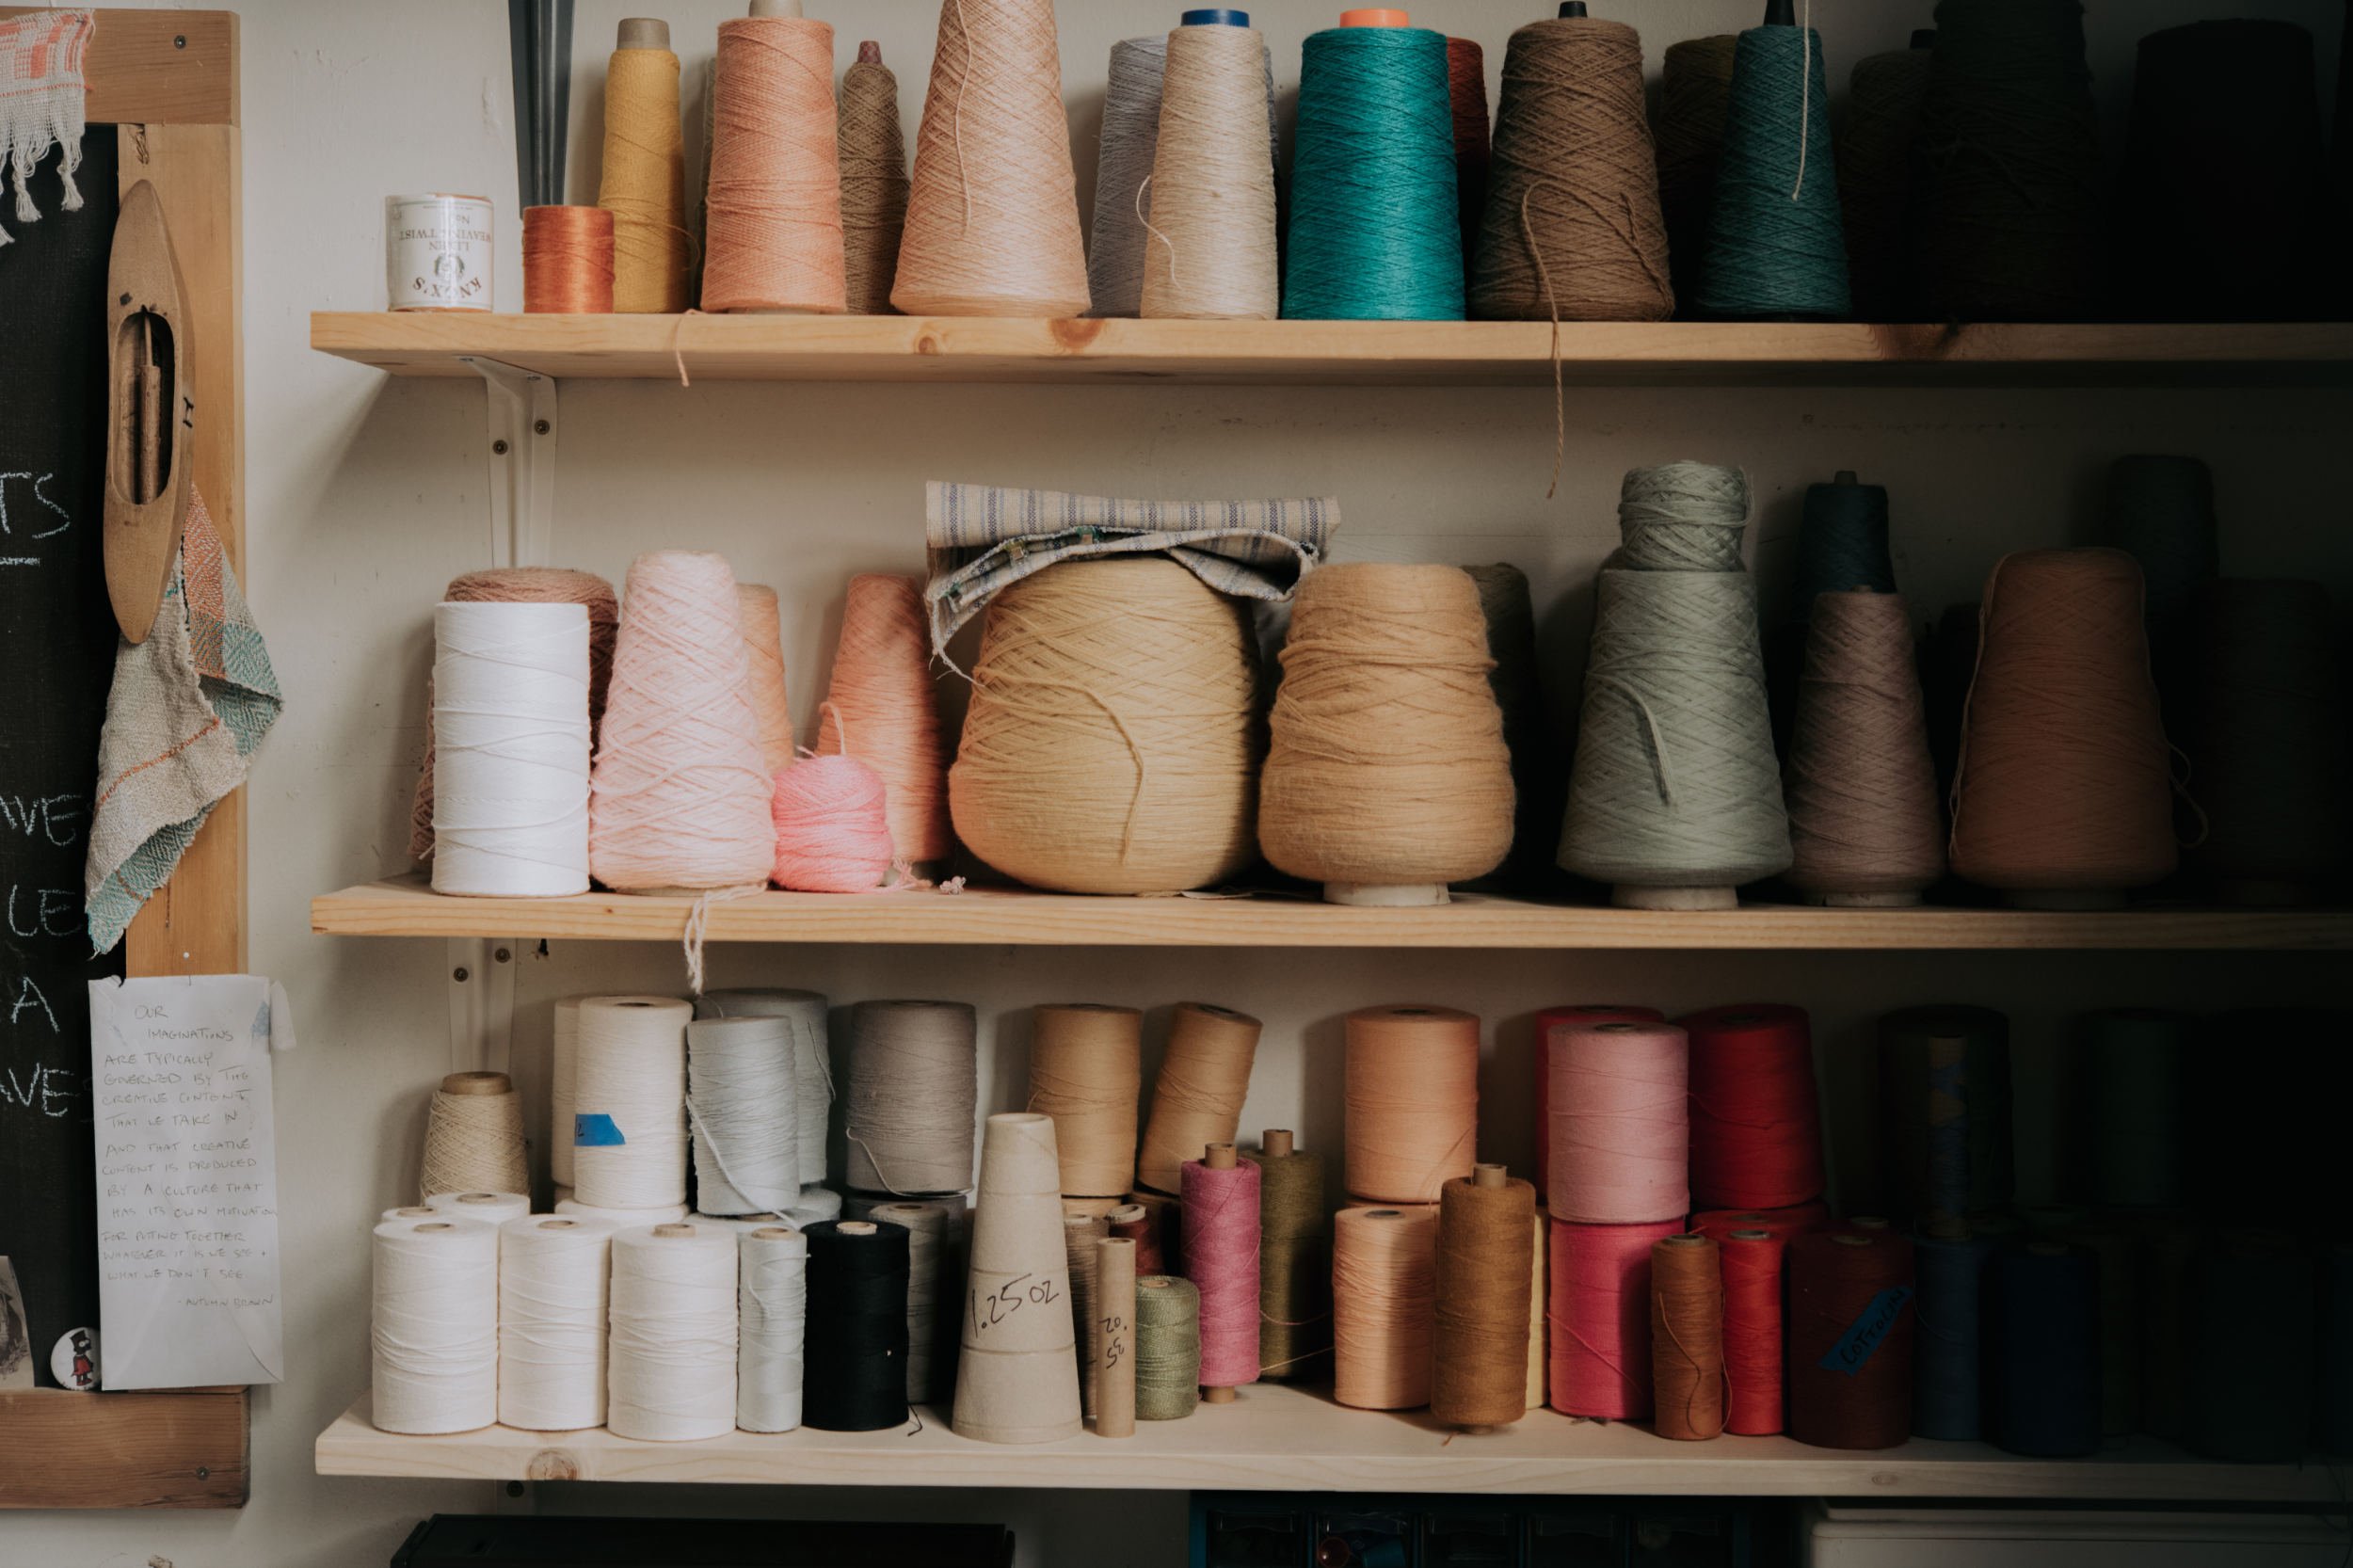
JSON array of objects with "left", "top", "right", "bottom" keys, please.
[
  {"left": 386, "top": 194, "right": 494, "bottom": 312},
  {"left": 574, "top": 1112, "right": 624, "bottom": 1147},
  {"left": 1818, "top": 1286, "right": 1913, "bottom": 1376}
]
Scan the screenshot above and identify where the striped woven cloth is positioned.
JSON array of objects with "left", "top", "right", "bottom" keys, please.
[{"left": 923, "top": 481, "right": 1338, "bottom": 655}]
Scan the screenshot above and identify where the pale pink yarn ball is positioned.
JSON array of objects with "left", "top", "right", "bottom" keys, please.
[{"left": 772, "top": 755, "right": 896, "bottom": 891}]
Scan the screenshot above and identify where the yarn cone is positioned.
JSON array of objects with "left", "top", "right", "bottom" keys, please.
[
  {"left": 1697, "top": 23, "right": 1850, "bottom": 320},
  {"left": 954, "top": 1113, "right": 1084, "bottom": 1444},
  {"left": 590, "top": 552, "right": 776, "bottom": 891},
  {"left": 816, "top": 574, "right": 951, "bottom": 868},
  {"left": 891, "top": 0, "right": 1090, "bottom": 317},
  {"left": 1784, "top": 591, "right": 1945, "bottom": 904},
  {"left": 839, "top": 44, "right": 910, "bottom": 315}
]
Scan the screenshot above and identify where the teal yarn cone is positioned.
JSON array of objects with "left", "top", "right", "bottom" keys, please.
[
  {"left": 1794, "top": 472, "right": 1897, "bottom": 614},
  {"left": 1697, "top": 23, "right": 1851, "bottom": 319},
  {"left": 1284, "top": 23, "right": 1465, "bottom": 320}
]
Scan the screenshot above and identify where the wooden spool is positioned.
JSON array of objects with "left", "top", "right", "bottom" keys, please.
[{"left": 616, "top": 17, "right": 669, "bottom": 48}]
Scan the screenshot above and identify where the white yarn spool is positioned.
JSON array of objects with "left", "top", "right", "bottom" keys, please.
[
  {"left": 572, "top": 996, "right": 691, "bottom": 1211},
  {"left": 696, "top": 989, "right": 831, "bottom": 1186},
  {"left": 551, "top": 996, "right": 583, "bottom": 1187},
  {"left": 380, "top": 1205, "right": 440, "bottom": 1224},
  {"left": 431, "top": 600, "right": 590, "bottom": 896},
  {"left": 498, "top": 1214, "right": 615, "bottom": 1432},
  {"left": 739, "top": 1225, "right": 809, "bottom": 1432},
  {"left": 557, "top": 1196, "right": 687, "bottom": 1224},
  {"left": 790, "top": 1184, "right": 843, "bottom": 1227},
  {"left": 426, "top": 1191, "right": 531, "bottom": 1226},
  {"left": 608, "top": 1224, "right": 739, "bottom": 1442},
  {"left": 372, "top": 1217, "right": 499, "bottom": 1434},
  {"left": 870, "top": 1200, "right": 950, "bottom": 1402},
  {"left": 687, "top": 1016, "right": 801, "bottom": 1216}
]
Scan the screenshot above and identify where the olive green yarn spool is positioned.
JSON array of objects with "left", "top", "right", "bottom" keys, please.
[
  {"left": 1135, "top": 1274, "right": 1202, "bottom": 1420},
  {"left": 1245, "top": 1131, "right": 1331, "bottom": 1383}
]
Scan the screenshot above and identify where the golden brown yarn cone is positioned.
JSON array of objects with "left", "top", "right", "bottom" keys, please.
[{"left": 891, "top": 0, "right": 1090, "bottom": 317}]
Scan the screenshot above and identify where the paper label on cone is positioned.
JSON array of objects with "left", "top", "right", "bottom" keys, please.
[
  {"left": 965, "top": 1266, "right": 1074, "bottom": 1353},
  {"left": 1819, "top": 1286, "right": 1912, "bottom": 1375}
]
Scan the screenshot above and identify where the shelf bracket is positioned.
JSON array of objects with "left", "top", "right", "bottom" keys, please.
[
  {"left": 446, "top": 938, "right": 520, "bottom": 1079},
  {"left": 461, "top": 354, "right": 558, "bottom": 571}
]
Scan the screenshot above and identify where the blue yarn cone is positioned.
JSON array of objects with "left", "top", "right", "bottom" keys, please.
[
  {"left": 1698, "top": 25, "right": 1852, "bottom": 318},
  {"left": 1284, "top": 24, "right": 1465, "bottom": 320}
]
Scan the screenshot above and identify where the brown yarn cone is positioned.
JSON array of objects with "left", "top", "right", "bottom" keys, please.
[
  {"left": 1433, "top": 1172, "right": 1536, "bottom": 1430},
  {"left": 890, "top": 0, "right": 1089, "bottom": 317},
  {"left": 1656, "top": 35, "right": 1737, "bottom": 311},
  {"left": 1949, "top": 550, "right": 2176, "bottom": 901},
  {"left": 1784, "top": 591, "right": 1945, "bottom": 904},
  {"left": 839, "top": 46, "right": 910, "bottom": 315},
  {"left": 1474, "top": 16, "right": 1673, "bottom": 322},
  {"left": 411, "top": 568, "right": 619, "bottom": 863}
]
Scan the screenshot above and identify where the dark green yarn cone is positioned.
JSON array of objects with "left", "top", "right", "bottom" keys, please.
[{"left": 1697, "top": 25, "right": 1851, "bottom": 319}]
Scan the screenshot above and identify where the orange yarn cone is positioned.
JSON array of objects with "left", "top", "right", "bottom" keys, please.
[
  {"left": 702, "top": 15, "right": 848, "bottom": 313},
  {"left": 816, "top": 574, "right": 952, "bottom": 867},
  {"left": 890, "top": 0, "right": 1090, "bottom": 317}
]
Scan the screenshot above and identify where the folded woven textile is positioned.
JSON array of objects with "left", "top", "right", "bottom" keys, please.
[
  {"left": 85, "top": 488, "right": 281, "bottom": 953},
  {"left": 923, "top": 481, "right": 1338, "bottom": 657},
  {"left": 0, "top": 8, "right": 92, "bottom": 246}
]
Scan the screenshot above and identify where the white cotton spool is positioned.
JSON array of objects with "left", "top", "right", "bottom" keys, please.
[
  {"left": 557, "top": 1196, "right": 687, "bottom": 1225},
  {"left": 791, "top": 1184, "right": 843, "bottom": 1227},
  {"left": 687, "top": 1016, "right": 802, "bottom": 1216},
  {"left": 571, "top": 996, "right": 691, "bottom": 1212},
  {"left": 431, "top": 600, "right": 591, "bottom": 897},
  {"left": 381, "top": 1205, "right": 441, "bottom": 1224},
  {"left": 372, "top": 1217, "right": 499, "bottom": 1434},
  {"left": 426, "top": 1190, "right": 531, "bottom": 1227},
  {"left": 498, "top": 1214, "right": 615, "bottom": 1432},
  {"left": 696, "top": 989, "right": 831, "bottom": 1187},
  {"left": 551, "top": 996, "right": 583, "bottom": 1188},
  {"left": 870, "top": 1200, "right": 952, "bottom": 1402},
  {"left": 739, "top": 1225, "right": 809, "bottom": 1432},
  {"left": 608, "top": 1224, "right": 740, "bottom": 1442}
]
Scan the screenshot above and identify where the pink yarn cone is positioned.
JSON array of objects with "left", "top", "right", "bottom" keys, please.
[
  {"left": 772, "top": 754, "right": 895, "bottom": 891},
  {"left": 590, "top": 551, "right": 776, "bottom": 891}
]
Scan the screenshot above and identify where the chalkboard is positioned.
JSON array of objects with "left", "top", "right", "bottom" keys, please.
[{"left": 0, "top": 132, "right": 128, "bottom": 1389}]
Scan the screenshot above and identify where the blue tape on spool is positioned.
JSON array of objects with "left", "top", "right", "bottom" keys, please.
[
  {"left": 1181, "top": 8, "right": 1251, "bottom": 25},
  {"left": 574, "top": 1112, "right": 625, "bottom": 1147},
  {"left": 1818, "top": 1286, "right": 1913, "bottom": 1375}
]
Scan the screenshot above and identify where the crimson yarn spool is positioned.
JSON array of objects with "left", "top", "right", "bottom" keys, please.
[
  {"left": 1720, "top": 1227, "right": 1786, "bottom": 1436},
  {"left": 1787, "top": 1229, "right": 1916, "bottom": 1450},
  {"left": 1680, "top": 1004, "right": 1825, "bottom": 1212},
  {"left": 1533, "top": 1003, "right": 1663, "bottom": 1194},
  {"left": 1692, "top": 1201, "right": 1829, "bottom": 1242}
]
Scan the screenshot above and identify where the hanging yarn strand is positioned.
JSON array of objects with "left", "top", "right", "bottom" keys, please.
[
  {"left": 838, "top": 43, "right": 910, "bottom": 315},
  {"left": 1696, "top": 10, "right": 1849, "bottom": 319},
  {"left": 892, "top": 0, "right": 1090, "bottom": 317},
  {"left": 1473, "top": 11, "right": 1673, "bottom": 323},
  {"left": 597, "top": 20, "right": 691, "bottom": 313},
  {"left": 818, "top": 574, "right": 951, "bottom": 869}
]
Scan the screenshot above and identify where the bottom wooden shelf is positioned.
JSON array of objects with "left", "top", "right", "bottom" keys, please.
[{"left": 314, "top": 1385, "right": 2338, "bottom": 1500}]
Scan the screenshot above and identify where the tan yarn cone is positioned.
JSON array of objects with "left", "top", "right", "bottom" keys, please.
[
  {"left": 954, "top": 1113, "right": 1084, "bottom": 1443},
  {"left": 891, "top": 0, "right": 1090, "bottom": 317}
]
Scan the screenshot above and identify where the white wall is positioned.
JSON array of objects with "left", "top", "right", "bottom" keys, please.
[{"left": 19, "top": 1, "right": 2352, "bottom": 1564}]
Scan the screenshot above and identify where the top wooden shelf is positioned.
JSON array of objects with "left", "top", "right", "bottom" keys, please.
[{"left": 311, "top": 314, "right": 2353, "bottom": 387}]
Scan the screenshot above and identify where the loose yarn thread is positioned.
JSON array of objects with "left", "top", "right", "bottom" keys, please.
[
  {"left": 1333, "top": 1204, "right": 1439, "bottom": 1411},
  {"left": 1697, "top": 22, "right": 1849, "bottom": 319},
  {"left": 1182, "top": 1153, "right": 1262, "bottom": 1391},
  {"left": 1472, "top": 14, "right": 1673, "bottom": 323},
  {"left": 696, "top": 988, "right": 832, "bottom": 1187},
  {"left": 1650, "top": 1233, "right": 1727, "bottom": 1441},
  {"left": 1343, "top": 1006, "right": 1479, "bottom": 1206},
  {"left": 838, "top": 43, "right": 910, "bottom": 315},
  {"left": 571, "top": 997, "right": 691, "bottom": 1212},
  {"left": 1546, "top": 1020, "right": 1689, "bottom": 1224},
  {"left": 1259, "top": 565, "right": 1514, "bottom": 890},
  {"left": 891, "top": 0, "right": 1090, "bottom": 317},
  {"left": 817, "top": 574, "right": 951, "bottom": 867},
  {"left": 522, "top": 205, "right": 616, "bottom": 313},
  {"left": 1433, "top": 1173, "right": 1535, "bottom": 1430},
  {"left": 607, "top": 1224, "right": 739, "bottom": 1443},
  {"left": 951, "top": 559, "right": 1261, "bottom": 894},
  {"left": 685, "top": 1014, "right": 801, "bottom": 1217},
  {"left": 498, "top": 1215, "right": 615, "bottom": 1432},
  {"left": 411, "top": 568, "right": 617, "bottom": 866},
  {"left": 598, "top": 31, "right": 692, "bottom": 312},
  {"left": 372, "top": 1217, "right": 500, "bottom": 1434},
  {"left": 737, "top": 1224, "right": 808, "bottom": 1432},
  {"left": 1141, "top": 20, "right": 1280, "bottom": 322},
  {"left": 844, "top": 1000, "right": 976, "bottom": 1195},
  {"left": 1138, "top": 1001, "right": 1260, "bottom": 1195},
  {"left": 702, "top": 14, "right": 846, "bottom": 314},
  {"left": 1785, "top": 591, "right": 1945, "bottom": 904},
  {"left": 591, "top": 552, "right": 776, "bottom": 893},
  {"left": 1285, "top": 21, "right": 1464, "bottom": 321},
  {"left": 421, "top": 1072, "right": 529, "bottom": 1201},
  {"left": 427, "top": 602, "right": 591, "bottom": 897}
]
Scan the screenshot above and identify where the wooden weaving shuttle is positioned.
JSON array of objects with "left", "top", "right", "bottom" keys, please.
[{"left": 104, "top": 179, "right": 196, "bottom": 645}]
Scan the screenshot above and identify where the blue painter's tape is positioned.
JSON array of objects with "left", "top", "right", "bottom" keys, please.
[
  {"left": 1182, "top": 8, "right": 1251, "bottom": 25},
  {"left": 574, "top": 1112, "right": 625, "bottom": 1147},
  {"left": 1818, "top": 1286, "right": 1913, "bottom": 1376}
]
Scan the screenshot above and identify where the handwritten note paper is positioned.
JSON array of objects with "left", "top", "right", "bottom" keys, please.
[{"left": 87, "top": 975, "right": 289, "bottom": 1388}]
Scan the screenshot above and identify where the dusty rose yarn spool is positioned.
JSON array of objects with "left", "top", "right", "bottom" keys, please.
[{"left": 772, "top": 754, "right": 895, "bottom": 891}]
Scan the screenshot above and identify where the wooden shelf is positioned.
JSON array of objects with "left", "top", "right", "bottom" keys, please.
[
  {"left": 310, "top": 876, "right": 2353, "bottom": 951},
  {"left": 314, "top": 1386, "right": 2335, "bottom": 1499},
  {"left": 310, "top": 313, "right": 2353, "bottom": 387}
]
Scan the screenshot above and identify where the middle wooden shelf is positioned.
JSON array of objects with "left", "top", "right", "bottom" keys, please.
[{"left": 310, "top": 875, "right": 2353, "bottom": 951}]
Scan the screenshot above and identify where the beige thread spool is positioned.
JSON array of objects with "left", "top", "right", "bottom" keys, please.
[
  {"left": 421, "top": 1071, "right": 528, "bottom": 1201},
  {"left": 1029, "top": 1003, "right": 1144, "bottom": 1199},
  {"left": 1138, "top": 1002, "right": 1260, "bottom": 1195}
]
